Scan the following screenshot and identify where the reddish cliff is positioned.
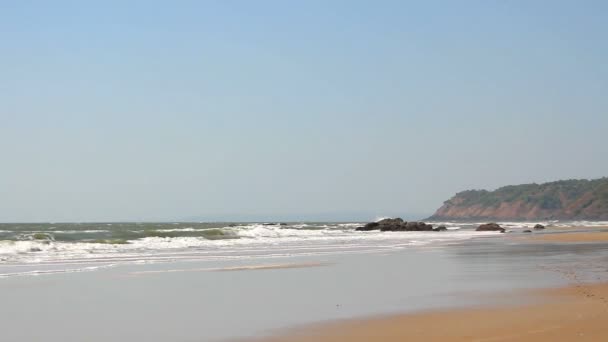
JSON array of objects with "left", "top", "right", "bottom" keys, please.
[{"left": 428, "top": 178, "right": 608, "bottom": 221}]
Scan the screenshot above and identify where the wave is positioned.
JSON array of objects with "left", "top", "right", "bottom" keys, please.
[
  {"left": 1, "top": 220, "right": 606, "bottom": 277},
  {"left": 51, "top": 230, "right": 111, "bottom": 234},
  {"left": 0, "top": 264, "right": 116, "bottom": 278},
  {"left": 89, "top": 239, "right": 130, "bottom": 244},
  {"left": 0, "top": 228, "right": 500, "bottom": 264},
  {"left": 22, "top": 233, "right": 55, "bottom": 241}
]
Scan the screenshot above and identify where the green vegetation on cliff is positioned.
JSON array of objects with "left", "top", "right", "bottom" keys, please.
[{"left": 430, "top": 178, "right": 608, "bottom": 220}]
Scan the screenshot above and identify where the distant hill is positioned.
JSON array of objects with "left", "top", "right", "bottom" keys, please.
[{"left": 428, "top": 178, "right": 608, "bottom": 221}]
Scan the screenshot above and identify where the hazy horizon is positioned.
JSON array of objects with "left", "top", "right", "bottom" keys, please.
[
  {"left": 2, "top": 1, "right": 607, "bottom": 222},
  {"left": 2, "top": 176, "right": 607, "bottom": 223}
]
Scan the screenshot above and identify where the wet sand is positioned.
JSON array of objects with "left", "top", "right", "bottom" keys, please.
[
  {"left": 261, "top": 282, "right": 608, "bottom": 342},
  {"left": 258, "top": 229, "right": 608, "bottom": 342},
  {"left": 128, "top": 262, "right": 331, "bottom": 276}
]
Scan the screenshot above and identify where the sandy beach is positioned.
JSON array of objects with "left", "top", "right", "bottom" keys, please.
[
  {"left": 530, "top": 231, "right": 608, "bottom": 243},
  {"left": 260, "top": 282, "right": 608, "bottom": 342},
  {"left": 257, "top": 229, "right": 608, "bottom": 342}
]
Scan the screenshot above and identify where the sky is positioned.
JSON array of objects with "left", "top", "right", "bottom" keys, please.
[{"left": 1, "top": 1, "right": 607, "bottom": 222}]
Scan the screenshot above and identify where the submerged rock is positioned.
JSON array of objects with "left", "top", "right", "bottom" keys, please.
[
  {"left": 534, "top": 224, "right": 545, "bottom": 230},
  {"left": 433, "top": 226, "right": 448, "bottom": 231},
  {"left": 523, "top": 230, "right": 532, "bottom": 233},
  {"left": 476, "top": 223, "right": 505, "bottom": 232}
]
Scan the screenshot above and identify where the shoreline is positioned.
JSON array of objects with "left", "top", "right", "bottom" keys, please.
[
  {"left": 252, "top": 230, "right": 608, "bottom": 342},
  {"left": 527, "top": 231, "right": 608, "bottom": 243},
  {"left": 2, "top": 224, "right": 608, "bottom": 341},
  {"left": 257, "top": 282, "right": 608, "bottom": 342}
]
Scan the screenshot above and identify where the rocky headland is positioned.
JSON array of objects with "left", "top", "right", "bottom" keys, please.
[{"left": 428, "top": 178, "right": 608, "bottom": 221}]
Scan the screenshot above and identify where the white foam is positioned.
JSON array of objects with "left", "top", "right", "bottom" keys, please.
[
  {"left": 51, "top": 230, "right": 110, "bottom": 234},
  {"left": 0, "top": 264, "right": 116, "bottom": 278},
  {"left": 373, "top": 216, "right": 392, "bottom": 222},
  {"left": 153, "top": 227, "right": 197, "bottom": 232},
  {"left": 0, "top": 226, "right": 500, "bottom": 266},
  {"left": 9, "top": 218, "right": 605, "bottom": 277}
]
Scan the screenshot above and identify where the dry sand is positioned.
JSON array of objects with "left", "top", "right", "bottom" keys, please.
[
  {"left": 529, "top": 231, "right": 608, "bottom": 243},
  {"left": 260, "top": 282, "right": 608, "bottom": 342}
]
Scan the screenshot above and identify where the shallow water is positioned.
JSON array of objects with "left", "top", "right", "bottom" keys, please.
[{"left": 0, "top": 221, "right": 506, "bottom": 276}]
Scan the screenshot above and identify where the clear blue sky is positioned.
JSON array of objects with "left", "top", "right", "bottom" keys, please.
[{"left": 1, "top": 1, "right": 607, "bottom": 222}]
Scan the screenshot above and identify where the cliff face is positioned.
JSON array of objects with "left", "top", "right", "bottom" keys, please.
[{"left": 428, "top": 178, "right": 608, "bottom": 221}]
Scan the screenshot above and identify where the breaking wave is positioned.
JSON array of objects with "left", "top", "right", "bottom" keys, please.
[{"left": 2, "top": 220, "right": 603, "bottom": 277}]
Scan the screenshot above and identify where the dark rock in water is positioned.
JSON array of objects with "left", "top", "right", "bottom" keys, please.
[
  {"left": 476, "top": 223, "right": 505, "bottom": 232},
  {"left": 378, "top": 218, "right": 404, "bottom": 226},
  {"left": 523, "top": 230, "right": 532, "bottom": 233},
  {"left": 379, "top": 219, "right": 405, "bottom": 231},
  {"left": 405, "top": 221, "right": 418, "bottom": 230},
  {"left": 433, "top": 226, "right": 448, "bottom": 231},
  {"left": 380, "top": 224, "right": 397, "bottom": 231},
  {"left": 377, "top": 218, "right": 405, "bottom": 231},
  {"left": 420, "top": 222, "right": 430, "bottom": 231},
  {"left": 407, "top": 222, "right": 433, "bottom": 231},
  {"left": 356, "top": 222, "right": 380, "bottom": 231},
  {"left": 228, "top": 224, "right": 237, "bottom": 227},
  {"left": 279, "top": 223, "right": 288, "bottom": 226},
  {"left": 262, "top": 223, "right": 278, "bottom": 226},
  {"left": 534, "top": 224, "right": 545, "bottom": 230},
  {"left": 357, "top": 218, "right": 440, "bottom": 232}
]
